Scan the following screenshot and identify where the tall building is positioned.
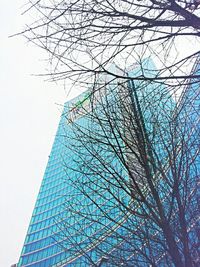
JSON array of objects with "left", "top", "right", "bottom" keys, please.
[
  {"left": 18, "top": 60, "right": 199, "bottom": 266},
  {"left": 17, "top": 91, "right": 89, "bottom": 266}
]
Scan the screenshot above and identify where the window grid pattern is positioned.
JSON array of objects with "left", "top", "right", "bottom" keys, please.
[{"left": 18, "top": 60, "right": 200, "bottom": 266}]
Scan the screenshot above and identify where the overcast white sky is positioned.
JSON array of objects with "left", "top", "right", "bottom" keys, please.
[{"left": 0, "top": 1, "right": 83, "bottom": 266}]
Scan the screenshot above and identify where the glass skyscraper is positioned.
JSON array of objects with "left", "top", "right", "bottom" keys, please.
[
  {"left": 18, "top": 100, "right": 74, "bottom": 266},
  {"left": 18, "top": 60, "right": 199, "bottom": 266}
]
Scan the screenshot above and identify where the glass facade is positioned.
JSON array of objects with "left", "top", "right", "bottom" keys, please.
[
  {"left": 18, "top": 90, "right": 125, "bottom": 266},
  {"left": 18, "top": 60, "right": 199, "bottom": 266},
  {"left": 18, "top": 108, "right": 70, "bottom": 266}
]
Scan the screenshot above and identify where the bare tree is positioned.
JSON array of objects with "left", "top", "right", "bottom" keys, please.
[
  {"left": 19, "top": 0, "right": 200, "bottom": 92},
  {"left": 17, "top": 1, "right": 200, "bottom": 265},
  {"left": 52, "top": 63, "right": 199, "bottom": 266}
]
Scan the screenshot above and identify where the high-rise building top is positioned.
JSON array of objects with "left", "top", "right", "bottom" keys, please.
[{"left": 18, "top": 59, "right": 199, "bottom": 266}]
